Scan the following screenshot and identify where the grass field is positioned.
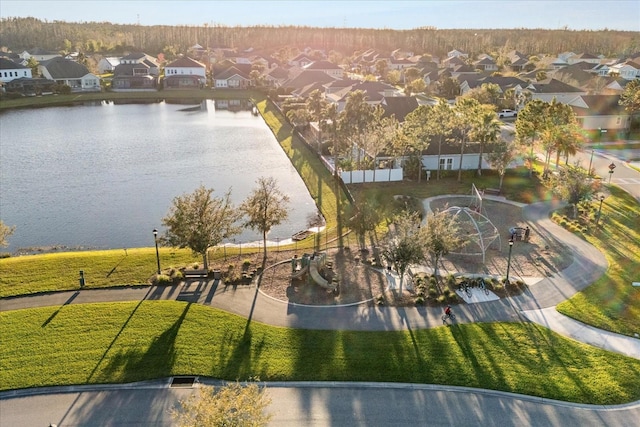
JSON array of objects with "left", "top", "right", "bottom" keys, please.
[
  {"left": 2, "top": 300, "right": 639, "bottom": 405},
  {"left": 556, "top": 186, "right": 640, "bottom": 336},
  {"left": 2, "top": 94, "right": 639, "bottom": 402}
]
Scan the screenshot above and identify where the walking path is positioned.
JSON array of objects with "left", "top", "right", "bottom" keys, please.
[{"left": 1, "top": 200, "right": 638, "bottom": 360}]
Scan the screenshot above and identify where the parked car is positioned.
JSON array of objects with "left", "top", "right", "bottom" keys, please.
[{"left": 498, "top": 109, "right": 517, "bottom": 118}]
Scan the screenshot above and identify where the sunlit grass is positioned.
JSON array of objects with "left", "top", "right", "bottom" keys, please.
[
  {"left": 556, "top": 186, "right": 640, "bottom": 336},
  {"left": 1, "top": 300, "right": 639, "bottom": 404},
  {"left": 0, "top": 248, "right": 199, "bottom": 298}
]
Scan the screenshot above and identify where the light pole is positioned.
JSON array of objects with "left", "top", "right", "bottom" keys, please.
[
  {"left": 505, "top": 238, "right": 514, "bottom": 283},
  {"left": 596, "top": 195, "right": 605, "bottom": 226},
  {"left": 588, "top": 149, "right": 594, "bottom": 177},
  {"left": 153, "top": 229, "right": 161, "bottom": 275}
]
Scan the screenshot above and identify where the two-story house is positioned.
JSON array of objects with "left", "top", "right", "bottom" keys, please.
[
  {"left": 164, "top": 56, "right": 207, "bottom": 89},
  {"left": 0, "top": 57, "right": 32, "bottom": 83}
]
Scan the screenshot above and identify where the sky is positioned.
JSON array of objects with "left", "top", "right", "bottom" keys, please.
[{"left": 0, "top": 0, "right": 638, "bottom": 31}]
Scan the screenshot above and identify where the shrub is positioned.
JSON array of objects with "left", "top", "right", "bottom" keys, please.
[
  {"left": 414, "top": 295, "right": 425, "bottom": 305},
  {"left": 155, "top": 274, "right": 172, "bottom": 285},
  {"left": 428, "top": 287, "right": 438, "bottom": 298}
]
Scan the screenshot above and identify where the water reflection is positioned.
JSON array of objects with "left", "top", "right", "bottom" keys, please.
[{"left": 0, "top": 99, "right": 317, "bottom": 254}]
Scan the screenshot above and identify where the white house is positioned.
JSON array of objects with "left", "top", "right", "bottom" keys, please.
[
  {"left": 97, "top": 57, "right": 120, "bottom": 74},
  {"left": 0, "top": 58, "right": 32, "bottom": 83},
  {"left": 164, "top": 56, "right": 206, "bottom": 82},
  {"left": 608, "top": 60, "right": 640, "bottom": 80},
  {"left": 19, "top": 48, "right": 60, "bottom": 62}
]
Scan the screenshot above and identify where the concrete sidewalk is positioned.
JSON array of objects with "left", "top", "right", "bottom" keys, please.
[
  {"left": 522, "top": 307, "right": 640, "bottom": 359},
  {"left": 1, "top": 202, "right": 638, "bottom": 361}
]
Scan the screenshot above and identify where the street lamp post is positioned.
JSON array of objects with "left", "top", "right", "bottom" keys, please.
[
  {"left": 608, "top": 162, "right": 616, "bottom": 184},
  {"left": 596, "top": 195, "right": 605, "bottom": 227},
  {"left": 153, "top": 229, "right": 161, "bottom": 275},
  {"left": 588, "top": 149, "right": 594, "bottom": 177},
  {"left": 505, "top": 238, "right": 514, "bottom": 283}
]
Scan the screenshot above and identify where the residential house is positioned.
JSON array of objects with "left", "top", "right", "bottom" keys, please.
[
  {"left": 282, "top": 70, "right": 337, "bottom": 93},
  {"left": 506, "top": 50, "right": 530, "bottom": 72},
  {"left": 326, "top": 80, "right": 400, "bottom": 111},
  {"left": 550, "top": 63, "right": 609, "bottom": 93},
  {"left": 213, "top": 66, "right": 251, "bottom": 88},
  {"left": 569, "top": 95, "right": 631, "bottom": 135},
  {"left": 4, "top": 77, "right": 55, "bottom": 95},
  {"left": 303, "top": 60, "right": 344, "bottom": 78},
  {"left": 442, "top": 55, "right": 466, "bottom": 69},
  {"left": 473, "top": 56, "right": 498, "bottom": 72},
  {"left": 97, "top": 57, "right": 121, "bottom": 74},
  {"left": 450, "top": 64, "right": 479, "bottom": 79},
  {"left": 447, "top": 50, "right": 468, "bottom": 59},
  {"left": 0, "top": 57, "right": 32, "bottom": 83},
  {"left": 387, "top": 57, "right": 415, "bottom": 71},
  {"left": 119, "top": 53, "right": 160, "bottom": 75},
  {"left": 419, "top": 141, "right": 495, "bottom": 173},
  {"left": 164, "top": 56, "right": 207, "bottom": 87},
  {"left": 608, "top": 60, "right": 640, "bottom": 80},
  {"left": 525, "top": 78, "right": 587, "bottom": 103},
  {"left": 38, "top": 57, "right": 100, "bottom": 92},
  {"left": 380, "top": 96, "right": 419, "bottom": 122},
  {"left": 19, "top": 48, "right": 60, "bottom": 62},
  {"left": 289, "top": 53, "right": 315, "bottom": 68},
  {"left": 459, "top": 75, "right": 527, "bottom": 96},
  {"left": 263, "top": 66, "right": 290, "bottom": 87},
  {"left": 567, "top": 53, "right": 601, "bottom": 65}
]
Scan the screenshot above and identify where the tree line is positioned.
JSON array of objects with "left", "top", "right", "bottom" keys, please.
[{"left": 1, "top": 17, "right": 638, "bottom": 59}]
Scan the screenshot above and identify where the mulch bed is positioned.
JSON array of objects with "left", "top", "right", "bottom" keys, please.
[{"left": 203, "top": 198, "right": 572, "bottom": 307}]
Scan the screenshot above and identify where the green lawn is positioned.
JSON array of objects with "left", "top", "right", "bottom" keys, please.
[
  {"left": 2, "top": 95, "right": 639, "bottom": 402},
  {"left": 0, "top": 248, "right": 199, "bottom": 298},
  {"left": 556, "top": 186, "right": 640, "bottom": 336},
  {"left": 2, "top": 300, "right": 639, "bottom": 405}
]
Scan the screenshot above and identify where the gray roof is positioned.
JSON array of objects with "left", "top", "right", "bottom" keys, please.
[
  {"left": 0, "top": 57, "right": 28, "bottom": 70},
  {"left": 527, "top": 78, "right": 584, "bottom": 93},
  {"left": 39, "top": 57, "right": 90, "bottom": 78},
  {"left": 381, "top": 96, "right": 419, "bottom": 122}
]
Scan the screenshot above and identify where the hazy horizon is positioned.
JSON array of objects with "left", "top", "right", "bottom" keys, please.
[{"left": 1, "top": 0, "right": 638, "bottom": 32}]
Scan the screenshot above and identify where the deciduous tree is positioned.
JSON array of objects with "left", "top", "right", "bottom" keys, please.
[
  {"left": 419, "top": 210, "right": 465, "bottom": 287},
  {"left": 382, "top": 211, "right": 424, "bottom": 294},
  {"left": 485, "top": 139, "right": 518, "bottom": 191},
  {"left": 0, "top": 220, "right": 15, "bottom": 248},
  {"left": 171, "top": 382, "right": 272, "bottom": 427},
  {"left": 161, "top": 185, "right": 242, "bottom": 270},
  {"left": 241, "top": 177, "right": 290, "bottom": 261}
]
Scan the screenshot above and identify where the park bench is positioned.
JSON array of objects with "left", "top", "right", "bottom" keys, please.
[
  {"left": 183, "top": 269, "right": 209, "bottom": 279},
  {"left": 484, "top": 188, "right": 501, "bottom": 196}
]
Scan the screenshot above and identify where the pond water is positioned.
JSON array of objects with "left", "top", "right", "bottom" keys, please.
[{"left": 0, "top": 99, "right": 318, "bottom": 254}]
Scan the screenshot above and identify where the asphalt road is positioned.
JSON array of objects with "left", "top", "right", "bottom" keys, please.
[{"left": 2, "top": 381, "right": 639, "bottom": 427}]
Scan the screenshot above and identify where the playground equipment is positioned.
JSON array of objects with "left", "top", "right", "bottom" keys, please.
[{"left": 290, "top": 252, "right": 337, "bottom": 291}]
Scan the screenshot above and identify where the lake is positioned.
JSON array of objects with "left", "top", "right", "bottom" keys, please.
[{"left": 0, "top": 99, "right": 318, "bottom": 254}]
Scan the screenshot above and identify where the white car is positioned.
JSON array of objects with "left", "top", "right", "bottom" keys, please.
[{"left": 498, "top": 109, "right": 517, "bottom": 118}]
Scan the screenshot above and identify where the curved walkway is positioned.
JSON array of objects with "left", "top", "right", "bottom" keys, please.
[{"left": 1, "top": 201, "right": 638, "bottom": 360}]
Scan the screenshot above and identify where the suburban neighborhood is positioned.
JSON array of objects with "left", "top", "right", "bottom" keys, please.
[{"left": 1, "top": 13, "right": 639, "bottom": 427}]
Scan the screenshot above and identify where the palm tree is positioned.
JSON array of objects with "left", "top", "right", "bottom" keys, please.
[
  {"left": 429, "top": 99, "right": 454, "bottom": 180},
  {"left": 452, "top": 98, "right": 479, "bottom": 182},
  {"left": 403, "top": 105, "right": 433, "bottom": 183},
  {"left": 471, "top": 104, "right": 502, "bottom": 176},
  {"left": 306, "top": 89, "right": 328, "bottom": 153},
  {"left": 515, "top": 99, "right": 547, "bottom": 177}
]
